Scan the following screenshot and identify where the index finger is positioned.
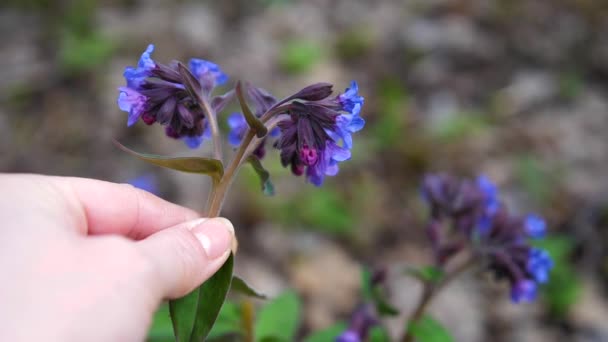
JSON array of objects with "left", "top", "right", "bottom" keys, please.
[{"left": 53, "top": 176, "right": 200, "bottom": 239}]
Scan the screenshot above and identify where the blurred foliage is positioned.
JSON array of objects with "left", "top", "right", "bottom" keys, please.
[
  {"left": 515, "top": 155, "right": 558, "bottom": 206},
  {"left": 58, "top": 0, "right": 115, "bottom": 74},
  {"left": 428, "top": 111, "right": 490, "bottom": 143},
  {"left": 361, "top": 268, "right": 400, "bottom": 317},
  {"left": 369, "top": 326, "right": 392, "bottom": 342},
  {"left": 150, "top": 291, "right": 301, "bottom": 342},
  {"left": 406, "top": 315, "right": 454, "bottom": 342},
  {"left": 371, "top": 78, "right": 410, "bottom": 149},
  {"left": 304, "top": 323, "right": 347, "bottom": 342},
  {"left": 334, "top": 28, "right": 373, "bottom": 63},
  {"left": 406, "top": 265, "right": 445, "bottom": 284},
  {"left": 59, "top": 32, "right": 115, "bottom": 74},
  {"left": 558, "top": 70, "right": 584, "bottom": 100},
  {"left": 254, "top": 291, "right": 301, "bottom": 341},
  {"left": 279, "top": 40, "right": 323, "bottom": 74},
  {"left": 534, "top": 235, "right": 582, "bottom": 318}
]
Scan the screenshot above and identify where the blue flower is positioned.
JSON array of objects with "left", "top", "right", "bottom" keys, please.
[
  {"left": 524, "top": 214, "right": 546, "bottom": 238},
  {"left": 127, "top": 174, "right": 158, "bottom": 195},
  {"left": 338, "top": 81, "right": 364, "bottom": 114},
  {"left": 123, "top": 44, "right": 156, "bottom": 88},
  {"left": 227, "top": 112, "right": 279, "bottom": 159},
  {"left": 328, "top": 103, "right": 365, "bottom": 149},
  {"left": 527, "top": 248, "right": 553, "bottom": 284},
  {"left": 189, "top": 58, "right": 228, "bottom": 93},
  {"left": 336, "top": 330, "right": 360, "bottom": 342},
  {"left": 476, "top": 175, "right": 500, "bottom": 233},
  {"left": 510, "top": 279, "right": 537, "bottom": 303},
  {"left": 227, "top": 113, "right": 247, "bottom": 146},
  {"left": 117, "top": 87, "right": 148, "bottom": 127}
]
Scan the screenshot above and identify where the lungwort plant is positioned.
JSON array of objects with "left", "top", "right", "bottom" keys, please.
[
  {"left": 116, "top": 44, "right": 365, "bottom": 341},
  {"left": 117, "top": 45, "right": 554, "bottom": 342}
]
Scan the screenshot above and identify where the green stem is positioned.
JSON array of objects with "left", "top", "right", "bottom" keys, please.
[{"left": 401, "top": 258, "right": 476, "bottom": 342}]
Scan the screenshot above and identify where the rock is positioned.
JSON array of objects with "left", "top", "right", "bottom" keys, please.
[
  {"left": 569, "top": 277, "right": 608, "bottom": 339},
  {"left": 498, "top": 71, "right": 557, "bottom": 115},
  {"left": 288, "top": 234, "right": 361, "bottom": 329}
]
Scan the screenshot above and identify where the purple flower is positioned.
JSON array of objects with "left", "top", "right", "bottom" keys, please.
[
  {"left": 276, "top": 102, "right": 346, "bottom": 186},
  {"left": 510, "top": 279, "right": 537, "bottom": 303},
  {"left": 524, "top": 214, "right": 546, "bottom": 238},
  {"left": 527, "top": 248, "right": 553, "bottom": 284},
  {"left": 336, "top": 304, "right": 377, "bottom": 342},
  {"left": 274, "top": 82, "right": 364, "bottom": 186},
  {"left": 420, "top": 173, "right": 553, "bottom": 303},
  {"left": 336, "top": 330, "right": 360, "bottom": 342},
  {"left": 117, "top": 87, "right": 148, "bottom": 127},
  {"left": 118, "top": 44, "right": 229, "bottom": 148},
  {"left": 305, "top": 141, "right": 351, "bottom": 186}
]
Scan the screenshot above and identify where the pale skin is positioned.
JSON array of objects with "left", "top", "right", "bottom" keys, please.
[{"left": 0, "top": 174, "right": 235, "bottom": 342}]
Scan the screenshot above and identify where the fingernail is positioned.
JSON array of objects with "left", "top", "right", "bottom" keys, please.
[{"left": 191, "top": 218, "right": 233, "bottom": 259}]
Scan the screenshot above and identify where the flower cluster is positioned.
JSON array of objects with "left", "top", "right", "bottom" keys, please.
[
  {"left": 421, "top": 173, "right": 554, "bottom": 303},
  {"left": 118, "top": 45, "right": 365, "bottom": 187},
  {"left": 117, "top": 44, "right": 228, "bottom": 148},
  {"left": 274, "top": 81, "right": 365, "bottom": 186}
]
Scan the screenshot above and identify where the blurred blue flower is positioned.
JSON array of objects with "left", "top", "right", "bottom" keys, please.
[
  {"left": 524, "top": 214, "right": 546, "bottom": 238},
  {"left": 527, "top": 248, "right": 553, "bottom": 284},
  {"left": 336, "top": 330, "right": 360, "bottom": 342},
  {"left": 127, "top": 174, "right": 158, "bottom": 195},
  {"left": 510, "top": 279, "right": 537, "bottom": 303}
]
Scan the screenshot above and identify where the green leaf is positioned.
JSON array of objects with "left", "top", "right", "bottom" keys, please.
[
  {"left": 208, "top": 301, "right": 243, "bottom": 340},
  {"left": 190, "top": 254, "right": 235, "bottom": 342},
  {"left": 114, "top": 141, "right": 224, "bottom": 182},
  {"left": 369, "top": 326, "right": 391, "bottom": 342},
  {"left": 170, "top": 292, "right": 199, "bottom": 342},
  {"left": 407, "top": 315, "right": 454, "bottom": 342},
  {"left": 148, "top": 304, "right": 175, "bottom": 342},
  {"left": 247, "top": 156, "right": 275, "bottom": 196},
  {"left": 236, "top": 81, "right": 268, "bottom": 138},
  {"left": 303, "top": 323, "right": 348, "bottom": 342},
  {"left": 406, "top": 266, "right": 445, "bottom": 284},
  {"left": 231, "top": 276, "right": 267, "bottom": 299},
  {"left": 361, "top": 268, "right": 399, "bottom": 317},
  {"left": 254, "top": 291, "right": 301, "bottom": 342},
  {"left": 534, "top": 236, "right": 581, "bottom": 317}
]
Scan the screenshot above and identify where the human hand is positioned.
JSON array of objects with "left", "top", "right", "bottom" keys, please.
[{"left": 0, "top": 174, "right": 234, "bottom": 342}]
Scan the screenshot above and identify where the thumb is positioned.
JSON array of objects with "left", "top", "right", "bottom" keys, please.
[{"left": 136, "top": 217, "right": 234, "bottom": 299}]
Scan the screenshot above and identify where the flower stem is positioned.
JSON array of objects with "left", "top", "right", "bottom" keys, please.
[
  {"left": 241, "top": 299, "right": 255, "bottom": 342},
  {"left": 401, "top": 258, "right": 476, "bottom": 342},
  {"left": 195, "top": 94, "right": 223, "bottom": 162}
]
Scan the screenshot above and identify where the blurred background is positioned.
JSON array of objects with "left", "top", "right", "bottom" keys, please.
[{"left": 2, "top": 0, "right": 608, "bottom": 341}]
